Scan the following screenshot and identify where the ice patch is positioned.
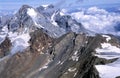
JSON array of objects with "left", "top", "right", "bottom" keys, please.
[
  {"left": 60, "top": 11, "right": 65, "bottom": 16},
  {"left": 39, "top": 59, "right": 51, "bottom": 71},
  {"left": 57, "top": 61, "right": 61, "bottom": 65},
  {"left": 108, "top": 58, "right": 120, "bottom": 67},
  {"left": 51, "top": 12, "right": 58, "bottom": 26},
  {"left": 27, "top": 8, "right": 46, "bottom": 29},
  {"left": 102, "top": 35, "right": 111, "bottom": 42},
  {"left": 8, "top": 32, "right": 30, "bottom": 54},
  {"left": 96, "top": 43, "right": 120, "bottom": 54},
  {"left": 74, "top": 51, "right": 78, "bottom": 55},
  {"left": 60, "top": 9, "right": 67, "bottom": 16},
  {"left": 96, "top": 65, "right": 120, "bottom": 78},
  {"left": 96, "top": 58, "right": 120, "bottom": 78},
  {"left": 0, "top": 26, "right": 8, "bottom": 44},
  {"left": 74, "top": 71, "right": 78, "bottom": 77},
  {"left": 95, "top": 42, "right": 120, "bottom": 59},
  {"left": 71, "top": 51, "right": 79, "bottom": 61},
  {"left": 34, "top": 21, "right": 44, "bottom": 29},
  {"left": 42, "top": 5, "right": 49, "bottom": 8},
  {"left": 39, "top": 66, "right": 48, "bottom": 71},
  {"left": 27, "top": 8, "right": 37, "bottom": 18},
  {"left": 68, "top": 68, "right": 76, "bottom": 72},
  {"left": 95, "top": 41, "right": 120, "bottom": 78},
  {"left": 27, "top": 8, "right": 45, "bottom": 29}
]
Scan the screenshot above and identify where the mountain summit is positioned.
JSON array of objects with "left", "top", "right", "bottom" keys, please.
[{"left": 0, "top": 4, "right": 120, "bottom": 78}]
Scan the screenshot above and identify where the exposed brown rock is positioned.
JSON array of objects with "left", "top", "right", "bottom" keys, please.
[
  {"left": 0, "top": 30, "right": 119, "bottom": 78},
  {"left": 29, "top": 29, "right": 54, "bottom": 53},
  {"left": 0, "top": 29, "right": 54, "bottom": 78},
  {"left": 0, "top": 37, "right": 11, "bottom": 58}
]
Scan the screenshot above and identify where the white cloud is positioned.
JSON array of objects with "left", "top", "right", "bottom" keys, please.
[{"left": 71, "top": 6, "right": 120, "bottom": 35}]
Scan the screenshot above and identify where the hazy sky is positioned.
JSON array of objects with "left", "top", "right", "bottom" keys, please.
[{"left": 0, "top": 0, "right": 120, "bottom": 10}]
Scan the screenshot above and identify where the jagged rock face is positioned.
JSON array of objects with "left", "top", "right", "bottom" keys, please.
[
  {"left": 7, "top": 5, "right": 66, "bottom": 38},
  {"left": 0, "top": 28, "right": 120, "bottom": 78},
  {"left": 0, "top": 29, "right": 102, "bottom": 78},
  {"left": 36, "top": 6, "right": 44, "bottom": 12},
  {"left": 116, "top": 76, "right": 120, "bottom": 78},
  {"left": 0, "top": 37, "right": 11, "bottom": 58},
  {"left": 0, "top": 15, "right": 12, "bottom": 28},
  {"left": 55, "top": 15, "right": 86, "bottom": 33},
  {"left": 1, "top": 4, "right": 88, "bottom": 39},
  {"left": 0, "top": 29, "right": 54, "bottom": 78},
  {"left": 36, "top": 4, "right": 55, "bottom": 18},
  {"left": 16, "top": 5, "right": 32, "bottom": 19},
  {"left": 36, "top": 4, "right": 88, "bottom": 37},
  {"left": 9, "top": 5, "right": 35, "bottom": 32},
  {"left": 30, "top": 29, "right": 54, "bottom": 53}
]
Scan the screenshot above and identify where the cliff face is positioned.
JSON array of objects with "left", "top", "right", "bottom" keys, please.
[
  {"left": 0, "top": 29, "right": 97, "bottom": 78},
  {"left": 0, "top": 28, "right": 119, "bottom": 78}
]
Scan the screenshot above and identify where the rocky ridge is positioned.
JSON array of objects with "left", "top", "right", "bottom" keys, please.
[{"left": 0, "top": 4, "right": 120, "bottom": 78}]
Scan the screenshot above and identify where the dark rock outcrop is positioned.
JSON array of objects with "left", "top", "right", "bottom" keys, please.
[
  {"left": 0, "top": 37, "right": 11, "bottom": 58},
  {"left": 116, "top": 76, "right": 120, "bottom": 78}
]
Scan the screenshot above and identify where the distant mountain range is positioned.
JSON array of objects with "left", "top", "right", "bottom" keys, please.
[{"left": 0, "top": 4, "right": 120, "bottom": 78}]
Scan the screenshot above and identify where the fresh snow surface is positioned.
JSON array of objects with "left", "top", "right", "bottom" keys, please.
[
  {"left": 27, "top": 8, "right": 45, "bottom": 29},
  {"left": 51, "top": 12, "right": 58, "bottom": 26},
  {"left": 96, "top": 65, "right": 120, "bottom": 78},
  {"left": 60, "top": 9, "right": 66, "bottom": 16},
  {"left": 96, "top": 43, "right": 120, "bottom": 54},
  {"left": 102, "top": 35, "right": 111, "bottom": 42},
  {"left": 108, "top": 58, "right": 120, "bottom": 67},
  {"left": 34, "top": 21, "right": 44, "bottom": 29},
  {"left": 41, "top": 5, "right": 49, "bottom": 8},
  {"left": 27, "top": 8, "right": 37, "bottom": 18},
  {"left": 96, "top": 58, "right": 120, "bottom": 78},
  {"left": 0, "top": 26, "right": 8, "bottom": 44},
  {"left": 41, "top": 5, "right": 49, "bottom": 10},
  {"left": 8, "top": 32, "right": 30, "bottom": 54},
  {"left": 71, "top": 51, "right": 79, "bottom": 61},
  {"left": 60, "top": 11, "right": 65, "bottom": 16},
  {"left": 68, "top": 68, "right": 76, "bottom": 72},
  {"left": 27, "top": 8, "right": 46, "bottom": 29},
  {"left": 95, "top": 42, "right": 120, "bottom": 78},
  {"left": 95, "top": 43, "right": 120, "bottom": 59}
]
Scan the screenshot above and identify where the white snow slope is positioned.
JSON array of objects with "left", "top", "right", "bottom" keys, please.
[{"left": 95, "top": 35, "right": 120, "bottom": 78}]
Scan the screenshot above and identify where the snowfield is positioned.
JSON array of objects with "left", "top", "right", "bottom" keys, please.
[{"left": 95, "top": 39, "right": 120, "bottom": 78}]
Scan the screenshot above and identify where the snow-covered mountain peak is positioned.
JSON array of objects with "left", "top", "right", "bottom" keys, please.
[
  {"left": 43, "top": 4, "right": 54, "bottom": 9},
  {"left": 0, "top": 4, "right": 91, "bottom": 56},
  {"left": 27, "top": 8, "right": 37, "bottom": 18},
  {"left": 0, "top": 4, "right": 120, "bottom": 78},
  {"left": 41, "top": 5, "right": 49, "bottom": 8}
]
